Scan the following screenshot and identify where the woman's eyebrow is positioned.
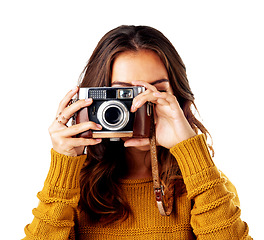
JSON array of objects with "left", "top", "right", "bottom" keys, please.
[
  {"left": 112, "top": 79, "right": 169, "bottom": 86},
  {"left": 151, "top": 79, "right": 169, "bottom": 85},
  {"left": 111, "top": 82, "right": 133, "bottom": 87}
]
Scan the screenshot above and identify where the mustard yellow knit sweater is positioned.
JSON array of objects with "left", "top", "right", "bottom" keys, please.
[{"left": 23, "top": 135, "right": 252, "bottom": 239}]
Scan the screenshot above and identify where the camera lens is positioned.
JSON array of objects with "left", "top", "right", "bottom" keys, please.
[
  {"left": 104, "top": 107, "right": 121, "bottom": 125},
  {"left": 97, "top": 100, "right": 129, "bottom": 131}
]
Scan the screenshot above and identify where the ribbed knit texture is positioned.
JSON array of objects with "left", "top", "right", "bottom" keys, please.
[
  {"left": 23, "top": 135, "right": 252, "bottom": 239},
  {"left": 76, "top": 178, "right": 194, "bottom": 239}
]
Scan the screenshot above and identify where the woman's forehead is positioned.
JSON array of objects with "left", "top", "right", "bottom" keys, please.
[{"left": 111, "top": 50, "right": 169, "bottom": 84}]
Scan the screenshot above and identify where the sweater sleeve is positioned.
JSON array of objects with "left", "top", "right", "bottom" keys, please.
[
  {"left": 23, "top": 149, "right": 87, "bottom": 240},
  {"left": 170, "top": 134, "right": 252, "bottom": 240}
]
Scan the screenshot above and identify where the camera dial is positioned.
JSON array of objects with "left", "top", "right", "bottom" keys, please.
[{"left": 97, "top": 100, "right": 129, "bottom": 131}]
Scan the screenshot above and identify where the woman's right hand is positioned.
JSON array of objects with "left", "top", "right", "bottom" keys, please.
[{"left": 48, "top": 87, "right": 102, "bottom": 157}]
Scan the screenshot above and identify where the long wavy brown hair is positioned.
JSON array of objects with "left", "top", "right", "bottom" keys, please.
[{"left": 78, "top": 25, "right": 212, "bottom": 225}]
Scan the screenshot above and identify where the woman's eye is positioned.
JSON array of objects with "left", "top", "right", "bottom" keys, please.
[{"left": 158, "top": 90, "right": 167, "bottom": 92}]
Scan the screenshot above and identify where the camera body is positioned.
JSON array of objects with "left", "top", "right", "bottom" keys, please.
[{"left": 74, "top": 86, "right": 152, "bottom": 139}]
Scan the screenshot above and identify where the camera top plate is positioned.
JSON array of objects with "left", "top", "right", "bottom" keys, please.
[{"left": 78, "top": 86, "right": 145, "bottom": 100}]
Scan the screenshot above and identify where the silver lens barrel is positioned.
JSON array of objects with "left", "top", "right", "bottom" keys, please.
[{"left": 97, "top": 100, "right": 129, "bottom": 131}]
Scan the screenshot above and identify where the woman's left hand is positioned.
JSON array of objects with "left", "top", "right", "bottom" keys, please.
[{"left": 124, "top": 80, "right": 196, "bottom": 149}]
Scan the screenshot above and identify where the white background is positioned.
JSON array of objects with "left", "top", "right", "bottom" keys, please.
[{"left": 1, "top": 1, "right": 263, "bottom": 239}]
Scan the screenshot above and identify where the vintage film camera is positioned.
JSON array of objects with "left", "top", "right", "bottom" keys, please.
[{"left": 74, "top": 87, "right": 152, "bottom": 139}]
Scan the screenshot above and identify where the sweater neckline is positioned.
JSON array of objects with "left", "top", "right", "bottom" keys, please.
[{"left": 120, "top": 177, "right": 153, "bottom": 185}]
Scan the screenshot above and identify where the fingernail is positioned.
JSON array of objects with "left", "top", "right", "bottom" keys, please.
[
  {"left": 96, "top": 138, "right": 102, "bottom": 142},
  {"left": 85, "top": 98, "right": 92, "bottom": 103},
  {"left": 131, "top": 105, "right": 136, "bottom": 112},
  {"left": 96, "top": 124, "right": 102, "bottom": 129}
]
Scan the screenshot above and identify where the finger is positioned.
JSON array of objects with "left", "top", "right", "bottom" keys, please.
[
  {"left": 68, "top": 137, "right": 102, "bottom": 147},
  {"left": 132, "top": 80, "right": 158, "bottom": 92},
  {"left": 153, "top": 92, "right": 183, "bottom": 119},
  {"left": 156, "top": 97, "right": 170, "bottom": 106},
  {"left": 131, "top": 90, "right": 168, "bottom": 112},
  {"left": 132, "top": 88, "right": 153, "bottom": 104},
  {"left": 49, "top": 117, "right": 68, "bottom": 134},
  {"left": 56, "top": 86, "right": 79, "bottom": 116},
  {"left": 56, "top": 98, "right": 93, "bottom": 125},
  {"left": 59, "top": 121, "right": 102, "bottom": 138},
  {"left": 55, "top": 111, "right": 69, "bottom": 125},
  {"left": 124, "top": 138, "right": 150, "bottom": 147},
  {"left": 153, "top": 91, "right": 180, "bottom": 109}
]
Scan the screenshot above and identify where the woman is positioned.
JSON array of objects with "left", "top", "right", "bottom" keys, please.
[{"left": 23, "top": 25, "right": 252, "bottom": 239}]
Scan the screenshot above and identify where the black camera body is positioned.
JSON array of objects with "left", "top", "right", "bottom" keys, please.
[{"left": 75, "top": 87, "right": 152, "bottom": 139}]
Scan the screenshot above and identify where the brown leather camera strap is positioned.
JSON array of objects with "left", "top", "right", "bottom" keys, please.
[{"left": 149, "top": 103, "right": 173, "bottom": 216}]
